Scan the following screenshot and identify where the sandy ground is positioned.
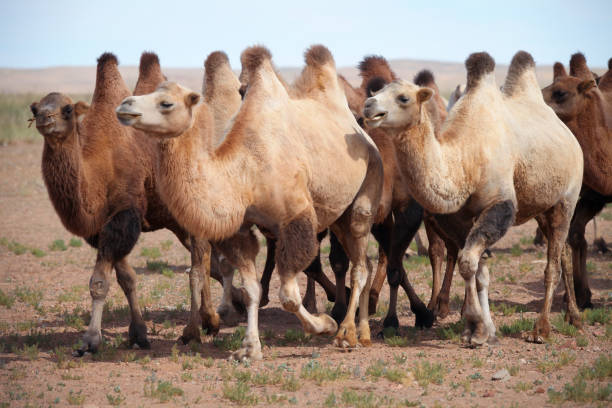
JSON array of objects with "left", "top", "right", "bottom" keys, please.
[{"left": 0, "top": 141, "right": 611, "bottom": 407}]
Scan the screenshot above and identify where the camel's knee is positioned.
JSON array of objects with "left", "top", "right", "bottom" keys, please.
[
  {"left": 89, "top": 274, "right": 110, "bottom": 300},
  {"left": 279, "top": 282, "right": 301, "bottom": 313},
  {"left": 350, "top": 207, "right": 373, "bottom": 238}
]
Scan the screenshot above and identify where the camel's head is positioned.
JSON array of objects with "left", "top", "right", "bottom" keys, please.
[
  {"left": 30, "top": 93, "right": 89, "bottom": 144},
  {"left": 362, "top": 79, "right": 433, "bottom": 129},
  {"left": 116, "top": 81, "right": 201, "bottom": 138},
  {"left": 542, "top": 64, "right": 597, "bottom": 122}
]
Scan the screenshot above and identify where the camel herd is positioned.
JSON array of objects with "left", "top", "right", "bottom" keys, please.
[{"left": 29, "top": 45, "right": 611, "bottom": 361}]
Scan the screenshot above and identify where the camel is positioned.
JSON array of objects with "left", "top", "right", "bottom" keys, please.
[
  {"left": 116, "top": 45, "right": 383, "bottom": 359},
  {"left": 363, "top": 50, "right": 583, "bottom": 344},
  {"left": 29, "top": 52, "right": 245, "bottom": 354},
  {"left": 447, "top": 84, "right": 465, "bottom": 111},
  {"left": 542, "top": 53, "right": 612, "bottom": 309}
]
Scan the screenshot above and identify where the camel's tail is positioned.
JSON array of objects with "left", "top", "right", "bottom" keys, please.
[
  {"left": 553, "top": 62, "right": 568, "bottom": 81},
  {"left": 134, "top": 51, "right": 165, "bottom": 96},
  {"left": 502, "top": 51, "right": 539, "bottom": 98},
  {"left": 358, "top": 56, "right": 396, "bottom": 94},
  {"left": 465, "top": 52, "right": 495, "bottom": 93}
]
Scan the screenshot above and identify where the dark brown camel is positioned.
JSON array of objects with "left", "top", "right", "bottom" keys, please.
[
  {"left": 30, "top": 52, "right": 243, "bottom": 355},
  {"left": 542, "top": 53, "right": 612, "bottom": 309}
]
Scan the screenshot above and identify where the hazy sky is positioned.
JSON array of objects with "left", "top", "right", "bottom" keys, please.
[{"left": 1, "top": 0, "right": 610, "bottom": 69}]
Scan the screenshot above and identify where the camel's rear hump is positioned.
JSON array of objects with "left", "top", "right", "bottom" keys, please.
[
  {"left": 134, "top": 52, "right": 165, "bottom": 96},
  {"left": 502, "top": 51, "right": 540, "bottom": 99},
  {"left": 465, "top": 52, "right": 495, "bottom": 92}
]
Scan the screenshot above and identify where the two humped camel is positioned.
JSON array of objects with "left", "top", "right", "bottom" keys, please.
[
  {"left": 542, "top": 53, "right": 612, "bottom": 309},
  {"left": 29, "top": 52, "right": 248, "bottom": 354},
  {"left": 116, "top": 45, "right": 383, "bottom": 359},
  {"left": 363, "top": 51, "right": 583, "bottom": 344}
]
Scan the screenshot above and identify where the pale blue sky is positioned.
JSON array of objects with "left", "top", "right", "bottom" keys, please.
[{"left": 1, "top": 0, "right": 610, "bottom": 69}]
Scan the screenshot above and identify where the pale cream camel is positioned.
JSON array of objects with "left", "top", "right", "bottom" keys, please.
[
  {"left": 117, "top": 45, "right": 383, "bottom": 359},
  {"left": 363, "top": 51, "right": 583, "bottom": 344}
]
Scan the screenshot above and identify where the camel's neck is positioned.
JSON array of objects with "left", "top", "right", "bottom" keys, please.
[
  {"left": 156, "top": 109, "right": 253, "bottom": 241},
  {"left": 391, "top": 109, "right": 472, "bottom": 214},
  {"left": 569, "top": 95, "right": 612, "bottom": 195},
  {"left": 41, "top": 133, "right": 106, "bottom": 238}
]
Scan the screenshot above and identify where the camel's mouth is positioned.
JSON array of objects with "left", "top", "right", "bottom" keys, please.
[
  {"left": 116, "top": 110, "right": 142, "bottom": 126},
  {"left": 364, "top": 111, "right": 387, "bottom": 126}
]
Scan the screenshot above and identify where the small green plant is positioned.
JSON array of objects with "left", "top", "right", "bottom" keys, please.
[
  {"left": 508, "top": 365, "right": 520, "bottom": 376},
  {"left": 510, "top": 243, "right": 523, "bottom": 257},
  {"left": 160, "top": 240, "right": 173, "bottom": 251},
  {"left": 0, "top": 289, "right": 15, "bottom": 308},
  {"left": 106, "top": 391, "right": 125, "bottom": 406},
  {"left": 283, "top": 328, "right": 311, "bottom": 344},
  {"left": 141, "top": 247, "right": 161, "bottom": 259},
  {"left": 50, "top": 239, "right": 68, "bottom": 251},
  {"left": 499, "top": 315, "right": 534, "bottom": 336},
  {"left": 213, "top": 327, "right": 245, "bottom": 351},
  {"left": 7, "top": 240, "right": 28, "bottom": 255},
  {"left": 146, "top": 260, "right": 168, "bottom": 272},
  {"left": 576, "top": 335, "right": 589, "bottom": 347},
  {"left": 412, "top": 361, "right": 445, "bottom": 387},
  {"left": 281, "top": 374, "right": 301, "bottom": 391},
  {"left": 30, "top": 248, "right": 46, "bottom": 257},
  {"left": 300, "top": 360, "right": 350, "bottom": 384},
  {"left": 583, "top": 308, "right": 611, "bottom": 325},
  {"left": 14, "top": 286, "right": 43, "bottom": 311},
  {"left": 144, "top": 379, "right": 184, "bottom": 403},
  {"left": 552, "top": 313, "right": 579, "bottom": 337},
  {"left": 16, "top": 343, "right": 39, "bottom": 360},
  {"left": 537, "top": 351, "right": 576, "bottom": 373},
  {"left": 222, "top": 381, "right": 257, "bottom": 405},
  {"left": 66, "top": 390, "right": 85, "bottom": 405},
  {"left": 437, "top": 319, "right": 464, "bottom": 341},
  {"left": 161, "top": 268, "right": 175, "bottom": 279},
  {"left": 69, "top": 238, "right": 82, "bottom": 248}
]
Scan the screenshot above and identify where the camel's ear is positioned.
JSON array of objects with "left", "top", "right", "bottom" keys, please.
[
  {"left": 577, "top": 79, "right": 595, "bottom": 94},
  {"left": 185, "top": 92, "right": 201, "bottom": 107},
  {"left": 416, "top": 87, "right": 433, "bottom": 104},
  {"left": 74, "top": 101, "right": 90, "bottom": 120},
  {"left": 30, "top": 102, "right": 39, "bottom": 116}
]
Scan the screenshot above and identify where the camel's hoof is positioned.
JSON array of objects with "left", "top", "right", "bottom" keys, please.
[
  {"left": 75, "top": 330, "right": 102, "bottom": 357},
  {"left": 201, "top": 312, "right": 221, "bottom": 336},
  {"left": 333, "top": 325, "right": 358, "bottom": 348},
  {"left": 315, "top": 313, "right": 338, "bottom": 336},
  {"left": 179, "top": 323, "right": 202, "bottom": 345},
  {"left": 414, "top": 307, "right": 435, "bottom": 329},
  {"left": 218, "top": 303, "right": 242, "bottom": 327},
  {"left": 382, "top": 314, "right": 399, "bottom": 331},
  {"left": 231, "top": 345, "right": 263, "bottom": 362},
  {"left": 330, "top": 302, "right": 348, "bottom": 325},
  {"left": 524, "top": 333, "right": 544, "bottom": 344},
  {"left": 487, "top": 335, "right": 500, "bottom": 345},
  {"left": 128, "top": 322, "right": 151, "bottom": 350},
  {"left": 358, "top": 338, "right": 372, "bottom": 347}
]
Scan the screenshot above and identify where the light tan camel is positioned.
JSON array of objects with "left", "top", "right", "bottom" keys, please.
[
  {"left": 363, "top": 51, "right": 583, "bottom": 344},
  {"left": 117, "top": 45, "right": 383, "bottom": 359}
]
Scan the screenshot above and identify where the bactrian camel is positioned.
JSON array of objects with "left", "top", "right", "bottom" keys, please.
[
  {"left": 116, "top": 45, "right": 383, "bottom": 360},
  {"left": 542, "top": 53, "right": 612, "bottom": 309},
  {"left": 29, "top": 52, "right": 245, "bottom": 354},
  {"left": 363, "top": 51, "right": 583, "bottom": 344}
]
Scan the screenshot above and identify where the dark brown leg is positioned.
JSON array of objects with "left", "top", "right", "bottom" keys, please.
[
  {"left": 369, "top": 213, "right": 393, "bottom": 315},
  {"left": 259, "top": 236, "right": 276, "bottom": 307}
]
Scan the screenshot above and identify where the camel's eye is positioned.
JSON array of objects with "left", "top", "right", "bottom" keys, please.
[
  {"left": 397, "top": 95, "right": 410, "bottom": 104},
  {"left": 30, "top": 105, "right": 38, "bottom": 116},
  {"left": 61, "top": 104, "right": 73, "bottom": 116},
  {"left": 160, "top": 101, "right": 174, "bottom": 109},
  {"left": 552, "top": 90, "right": 568, "bottom": 101}
]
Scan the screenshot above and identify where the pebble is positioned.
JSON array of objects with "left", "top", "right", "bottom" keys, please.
[
  {"left": 482, "top": 390, "right": 495, "bottom": 398},
  {"left": 492, "top": 368, "right": 510, "bottom": 381},
  {"left": 519, "top": 358, "right": 527, "bottom": 364},
  {"left": 535, "top": 387, "right": 545, "bottom": 394}
]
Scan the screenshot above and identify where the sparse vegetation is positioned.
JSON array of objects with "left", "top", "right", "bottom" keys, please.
[
  {"left": 222, "top": 381, "right": 258, "bottom": 405},
  {"left": 213, "top": 327, "right": 246, "bottom": 351},
  {"left": 0, "top": 289, "right": 15, "bottom": 308},
  {"left": 69, "top": 238, "right": 82, "bottom": 248},
  {"left": 300, "top": 360, "right": 350, "bottom": 384},
  {"left": 412, "top": 361, "right": 445, "bottom": 387},
  {"left": 144, "top": 379, "right": 184, "bottom": 403},
  {"left": 49, "top": 239, "right": 68, "bottom": 251},
  {"left": 499, "top": 315, "right": 535, "bottom": 336}
]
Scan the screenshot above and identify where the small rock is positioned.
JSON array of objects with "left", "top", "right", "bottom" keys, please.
[
  {"left": 492, "top": 368, "right": 510, "bottom": 381},
  {"left": 519, "top": 358, "right": 527, "bottom": 364},
  {"left": 535, "top": 387, "right": 545, "bottom": 394},
  {"left": 482, "top": 390, "right": 495, "bottom": 398}
]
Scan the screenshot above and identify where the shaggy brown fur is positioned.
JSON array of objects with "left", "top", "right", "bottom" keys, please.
[
  {"left": 542, "top": 53, "right": 612, "bottom": 308},
  {"left": 465, "top": 52, "right": 495, "bottom": 91}
]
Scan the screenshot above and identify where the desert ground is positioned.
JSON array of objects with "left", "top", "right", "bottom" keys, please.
[{"left": 0, "top": 135, "right": 610, "bottom": 408}]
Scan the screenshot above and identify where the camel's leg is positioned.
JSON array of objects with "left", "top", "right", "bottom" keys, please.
[
  {"left": 180, "top": 238, "right": 220, "bottom": 344},
  {"left": 277, "top": 209, "right": 337, "bottom": 338},
  {"left": 387, "top": 202, "right": 434, "bottom": 329},
  {"left": 568, "top": 189, "right": 606, "bottom": 309},
  {"left": 560, "top": 244, "right": 582, "bottom": 328},
  {"left": 77, "top": 208, "right": 141, "bottom": 355},
  {"left": 303, "top": 276, "right": 318, "bottom": 313},
  {"left": 329, "top": 231, "right": 350, "bottom": 324},
  {"left": 215, "top": 228, "right": 262, "bottom": 361},
  {"left": 259, "top": 236, "right": 275, "bottom": 307},
  {"left": 425, "top": 219, "right": 445, "bottom": 312},
  {"left": 414, "top": 230, "right": 429, "bottom": 256},
  {"left": 114, "top": 258, "right": 149, "bottom": 349},
  {"left": 527, "top": 204, "right": 572, "bottom": 343},
  {"left": 369, "top": 213, "right": 393, "bottom": 315},
  {"left": 475, "top": 260, "right": 497, "bottom": 343},
  {"left": 459, "top": 201, "right": 515, "bottom": 346},
  {"left": 434, "top": 243, "right": 458, "bottom": 319},
  {"left": 331, "top": 211, "right": 373, "bottom": 348}
]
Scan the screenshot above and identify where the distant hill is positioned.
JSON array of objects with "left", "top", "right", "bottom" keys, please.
[{"left": 0, "top": 59, "right": 605, "bottom": 98}]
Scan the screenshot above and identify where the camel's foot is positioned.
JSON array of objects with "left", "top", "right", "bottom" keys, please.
[
  {"left": 179, "top": 322, "right": 202, "bottom": 345},
  {"left": 201, "top": 311, "right": 221, "bottom": 336},
  {"left": 382, "top": 313, "right": 399, "bottom": 331},
  {"left": 414, "top": 306, "right": 435, "bottom": 329},
  {"left": 230, "top": 338, "right": 263, "bottom": 361},
  {"left": 304, "top": 313, "right": 338, "bottom": 336},
  {"left": 594, "top": 237, "right": 608, "bottom": 254},
  {"left": 333, "top": 323, "right": 358, "bottom": 348},
  {"left": 74, "top": 329, "right": 102, "bottom": 356},
  {"left": 368, "top": 292, "right": 379, "bottom": 316},
  {"left": 575, "top": 288, "right": 593, "bottom": 310},
  {"left": 435, "top": 298, "right": 450, "bottom": 320},
  {"left": 218, "top": 302, "right": 242, "bottom": 327},
  {"left": 525, "top": 318, "right": 550, "bottom": 344},
  {"left": 128, "top": 322, "right": 151, "bottom": 349},
  {"left": 461, "top": 321, "right": 489, "bottom": 347},
  {"left": 358, "top": 324, "right": 372, "bottom": 347},
  {"left": 330, "top": 302, "right": 347, "bottom": 325},
  {"left": 259, "top": 293, "right": 270, "bottom": 308}
]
